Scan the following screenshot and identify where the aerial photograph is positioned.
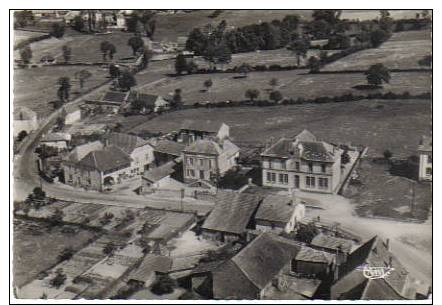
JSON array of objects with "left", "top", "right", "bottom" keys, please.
[{"left": 11, "top": 9, "right": 432, "bottom": 301}]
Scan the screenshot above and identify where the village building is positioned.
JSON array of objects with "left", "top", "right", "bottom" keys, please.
[
  {"left": 182, "top": 138, "right": 239, "bottom": 183},
  {"left": 418, "top": 135, "right": 432, "bottom": 182},
  {"left": 104, "top": 132, "right": 155, "bottom": 172},
  {"left": 254, "top": 195, "right": 305, "bottom": 234},
  {"left": 63, "top": 145, "right": 138, "bottom": 191},
  {"left": 201, "top": 192, "right": 263, "bottom": 243},
  {"left": 331, "top": 236, "right": 422, "bottom": 300},
  {"left": 40, "top": 132, "right": 71, "bottom": 151},
  {"left": 13, "top": 106, "right": 38, "bottom": 137},
  {"left": 141, "top": 160, "right": 183, "bottom": 189},
  {"left": 152, "top": 139, "right": 185, "bottom": 166},
  {"left": 261, "top": 129, "right": 343, "bottom": 194},
  {"left": 128, "top": 91, "right": 169, "bottom": 113},
  {"left": 178, "top": 120, "right": 230, "bottom": 144},
  {"left": 127, "top": 254, "right": 173, "bottom": 288},
  {"left": 87, "top": 90, "right": 131, "bottom": 113},
  {"left": 62, "top": 104, "right": 82, "bottom": 125},
  {"left": 310, "top": 233, "right": 353, "bottom": 267}
]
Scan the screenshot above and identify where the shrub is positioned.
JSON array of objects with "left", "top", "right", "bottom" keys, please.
[
  {"left": 58, "top": 247, "right": 75, "bottom": 262},
  {"left": 50, "top": 269, "right": 67, "bottom": 288},
  {"left": 150, "top": 275, "right": 177, "bottom": 295}
]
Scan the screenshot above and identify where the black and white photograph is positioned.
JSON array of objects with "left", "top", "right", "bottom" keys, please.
[{"left": 10, "top": 7, "right": 433, "bottom": 303}]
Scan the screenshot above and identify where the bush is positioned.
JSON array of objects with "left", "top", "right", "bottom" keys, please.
[
  {"left": 150, "top": 275, "right": 177, "bottom": 295},
  {"left": 58, "top": 247, "right": 75, "bottom": 262},
  {"left": 50, "top": 269, "right": 67, "bottom": 288}
]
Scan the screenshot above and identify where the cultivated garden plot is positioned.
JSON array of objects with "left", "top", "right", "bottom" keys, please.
[
  {"left": 322, "top": 30, "right": 432, "bottom": 71},
  {"left": 13, "top": 65, "right": 109, "bottom": 118},
  {"left": 130, "top": 99, "right": 431, "bottom": 158}
]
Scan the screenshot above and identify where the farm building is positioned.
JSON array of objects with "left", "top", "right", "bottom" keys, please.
[
  {"left": 152, "top": 139, "right": 185, "bottom": 166},
  {"left": 201, "top": 191, "right": 263, "bottom": 243},
  {"left": 142, "top": 160, "right": 183, "bottom": 189},
  {"left": 87, "top": 90, "right": 131, "bottom": 113},
  {"left": 310, "top": 233, "right": 353, "bottom": 266},
  {"left": 62, "top": 104, "right": 82, "bottom": 125},
  {"left": 40, "top": 132, "right": 71, "bottom": 151},
  {"left": 128, "top": 254, "right": 173, "bottom": 288},
  {"left": 128, "top": 91, "right": 169, "bottom": 113},
  {"left": 178, "top": 120, "right": 230, "bottom": 144},
  {"left": 182, "top": 138, "right": 239, "bottom": 184},
  {"left": 254, "top": 195, "right": 305, "bottom": 234},
  {"left": 418, "top": 135, "right": 432, "bottom": 182},
  {"left": 261, "top": 129, "right": 343, "bottom": 194},
  {"left": 13, "top": 106, "right": 38, "bottom": 137}
]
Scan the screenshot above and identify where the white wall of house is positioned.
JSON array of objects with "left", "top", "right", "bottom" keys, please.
[
  {"left": 419, "top": 152, "right": 432, "bottom": 181},
  {"left": 65, "top": 110, "right": 81, "bottom": 125},
  {"left": 216, "top": 123, "right": 230, "bottom": 140},
  {"left": 14, "top": 119, "right": 38, "bottom": 137},
  {"left": 154, "top": 97, "right": 169, "bottom": 112},
  {"left": 41, "top": 141, "right": 68, "bottom": 150},
  {"left": 131, "top": 144, "right": 155, "bottom": 172}
]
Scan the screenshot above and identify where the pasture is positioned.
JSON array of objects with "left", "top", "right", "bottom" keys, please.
[
  {"left": 13, "top": 65, "right": 109, "bottom": 117},
  {"left": 322, "top": 30, "right": 432, "bottom": 71},
  {"left": 130, "top": 99, "right": 431, "bottom": 158},
  {"left": 133, "top": 69, "right": 431, "bottom": 104}
]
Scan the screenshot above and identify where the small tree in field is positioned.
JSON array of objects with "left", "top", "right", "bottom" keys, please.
[
  {"left": 383, "top": 149, "right": 393, "bottom": 161},
  {"left": 269, "top": 78, "right": 279, "bottom": 90},
  {"left": 175, "top": 53, "right": 187, "bottom": 75},
  {"left": 289, "top": 37, "right": 310, "bottom": 67},
  {"left": 118, "top": 71, "right": 136, "bottom": 91},
  {"left": 128, "top": 36, "right": 144, "bottom": 56},
  {"left": 171, "top": 89, "right": 183, "bottom": 108},
  {"left": 308, "top": 56, "right": 321, "bottom": 73},
  {"left": 17, "top": 130, "right": 28, "bottom": 142},
  {"left": 365, "top": 63, "right": 391, "bottom": 87},
  {"left": 238, "top": 63, "right": 252, "bottom": 77},
  {"left": 58, "top": 247, "right": 75, "bottom": 262},
  {"left": 269, "top": 90, "right": 283, "bottom": 103},
  {"left": 109, "top": 64, "right": 120, "bottom": 79},
  {"left": 203, "top": 79, "right": 213, "bottom": 92},
  {"left": 75, "top": 69, "right": 92, "bottom": 90},
  {"left": 50, "top": 268, "right": 66, "bottom": 288},
  {"left": 20, "top": 46, "right": 32, "bottom": 64},
  {"left": 33, "top": 187, "right": 46, "bottom": 200},
  {"left": 100, "top": 41, "right": 110, "bottom": 60},
  {"left": 245, "top": 89, "right": 260, "bottom": 102}
]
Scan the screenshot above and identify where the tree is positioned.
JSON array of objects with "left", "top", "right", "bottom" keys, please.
[
  {"left": 103, "top": 242, "right": 117, "bottom": 256},
  {"left": 171, "top": 89, "right": 183, "bottom": 108},
  {"left": 186, "top": 61, "right": 198, "bottom": 74},
  {"left": 269, "top": 78, "right": 279, "bottom": 90},
  {"left": 289, "top": 37, "right": 310, "bottom": 67},
  {"left": 203, "top": 79, "right": 213, "bottom": 92},
  {"left": 269, "top": 90, "right": 283, "bottom": 103},
  {"left": 245, "top": 89, "right": 260, "bottom": 102},
  {"left": 58, "top": 247, "right": 75, "bottom": 262},
  {"left": 295, "top": 222, "right": 319, "bottom": 243},
  {"left": 33, "top": 187, "right": 46, "bottom": 200},
  {"left": 57, "top": 77, "right": 71, "bottom": 102},
  {"left": 379, "top": 10, "right": 394, "bottom": 32},
  {"left": 51, "top": 23, "right": 65, "bottom": 38},
  {"left": 308, "top": 56, "right": 321, "bottom": 73},
  {"left": 109, "top": 64, "right": 120, "bottom": 79},
  {"left": 186, "top": 28, "right": 208, "bottom": 55},
  {"left": 214, "top": 42, "right": 232, "bottom": 69},
  {"left": 370, "top": 29, "right": 391, "bottom": 47},
  {"left": 100, "top": 41, "right": 111, "bottom": 60},
  {"left": 72, "top": 15, "right": 85, "bottom": 32},
  {"left": 175, "top": 53, "right": 188, "bottom": 75},
  {"left": 141, "top": 47, "right": 153, "bottom": 69},
  {"left": 17, "top": 130, "right": 27, "bottom": 142},
  {"left": 75, "top": 70, "right": 92, "bottom": 90},
  {"left": 238, "top": 63, "right": 252, "bottom": 77},
  {"left": 50, "top": 268, "right": 66, "bottom": 288},
  {"left": 20, "top": 46, "right": 32, "bottom": 64},
  {"left": 128, "top": 36, "right": 144, "bottom": 56},
  {"left": 62, "top": 45, "right": 72, "bottom": 63},
  {"left": 383, "top": 149, "right": 393, "bottom": 161},
  {"left": 118, "top": 71, "right": 136, "bottom": 91},
  {"left": 150, "top": 275, "right": 177, "bottom": 295},
  {"left": 107, "top": 43, "right": 117, "bottom": 60},
  {"left": 341, "top": 148, "right": 351, "bottom": 164},
  {"left": 365, "top": 63, "right": 390, "bottom": 86}
]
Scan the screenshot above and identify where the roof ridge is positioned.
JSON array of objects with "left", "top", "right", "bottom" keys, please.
[{"left": 230, "top": 257, "right": 262, "bottom": 291}]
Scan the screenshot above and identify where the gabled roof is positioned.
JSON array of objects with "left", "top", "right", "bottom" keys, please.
[
  {"left": 128, "top": 91, "right": 162, "bottom": 108},
  {"left": 301, "top": 141, "right": 335, "bottom": 162},
  {"left": 183, "top": 139, "right": 239, "bottom": 156},
  {"left": 255, "top": 194, "right": 296, "bottom": 224},
  {"left": 295, "top": 246, "right": 335, "bottom": 264},
  {"left": 129, "top": 254, "right": 172, "bottom": 282},
  {"left": 294, "top": 129, "right": 317, "bottom": 142},
  {"left": 105, "top": 132, "right": 151, "bottom": 155},
  {"left": 66, "top": 141, "right": 104, "bottom": 163},
  {"left": 154, "top": 140, "right": 185, "bottom": 156},
  {"left": 77, "top": 146, "right": 132, "bottom": 172},
  {"left": 311, "top": 233, "right": 353, "bottom": 254},
  {"left": 333, "top": 236, "right": 416, "bottom": 300},
  {"left": 180, "top": 119, "right": 225, "bottom": 133},
  {"left": 101, "top": 91, "right": 130, "bottom": 104},
  {"left": 143, "top": 161, "right": 176, "bottom": 183},
  {"left": 202, "top": 191, "right": 262, "bottom": 235}
]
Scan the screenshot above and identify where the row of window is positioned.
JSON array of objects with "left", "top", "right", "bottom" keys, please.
[
  {"left": 186, "top": 169, "right": 212, "bottom": 180},
  {"left": 186, "top": 157, "right": 213, "bottom": 169},
  {"left": 266, "top": 160, "right": 327, "bottom": 173},
  {"left": 266, "top": 172, "right": 329, "bottom": 189}
]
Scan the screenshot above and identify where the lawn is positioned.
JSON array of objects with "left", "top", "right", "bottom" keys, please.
[
  {"left": 132, "top": 69, "right": 431, "bottom": 104},
  {"left": 130, "top": 99, "right": 431, "bottom": 158},
  {"left": 13, "top": 65, "right": 109, "bottom": 118},
  {"left": 322, "top": 30, "right": 432, "bottom": 71},
  {"left": 12, "top": 219, "right": 97, "bottom": 288},
  {"left": 346, "top": 160, "right": 432, "bottom": 221}
]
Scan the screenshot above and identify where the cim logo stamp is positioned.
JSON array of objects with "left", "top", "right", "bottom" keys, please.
[{"left": 356, "top": 264, "right": 395, "bottom": 279}]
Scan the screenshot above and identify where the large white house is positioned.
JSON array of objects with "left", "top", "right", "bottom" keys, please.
[
  {"left": 13, "top": 106, "right": 38, "bottom": 137},
  {"left": 418, "top": 135, "right": 432, "bottom": 182},
  {"left": 261, "top": 130, "right": 343, "bottom": 194}
]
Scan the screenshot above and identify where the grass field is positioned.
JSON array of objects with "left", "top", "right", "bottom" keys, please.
[
  {"left": 13, "top": 219, "right": 97, "bottom": 288},
  {"left": 13, "top": 65, "right": 109, "bottom": 118},
  {"left": 13, "top": 30, "right": 48, "bottom": 48},
  {"left": 130, "top": 99, "right": 431, "bottom": 158},
  {"left": 134, "top": 69, "right": 431, "bottom": 104},
  {"left": 323, "top": 30, "right": 432, "bottom": 71}
]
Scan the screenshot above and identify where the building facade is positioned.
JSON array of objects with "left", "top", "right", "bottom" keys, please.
[
  {"left": 13, "top": 106, "right": 38, "bottom": 137},
  {"left": 261, "top": 130, "right": 342, "bottom": 194},
  {"left": 418, "top": 135, "right": 432, "bottom": 182}
]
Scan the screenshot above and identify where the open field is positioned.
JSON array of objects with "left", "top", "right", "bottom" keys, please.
[
  {"left": 134, "top": 69, "right": 431, "bottom": 104},
  {"left": 13, "top": 65, "right": 109, "bottom": 118},
  {"left": 13, "top": 219, "right": 97, "bottom": 288},
  {"left": 340, "top": 10, "right": 426, "bottom": 21},
  {"left": 347, "top": 160, "right": 432, "bottom": 221},
  {"left": 13, "top": 30, "right": 48, "bottom": 48},
  {"left": 323, "top": 30, "right": 432, "bottom": 71},
  {"left": 130, "top": 99, "right": 431, "bottom": 158}
]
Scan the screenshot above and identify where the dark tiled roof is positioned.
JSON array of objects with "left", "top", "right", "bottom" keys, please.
[
  {"left": 232, "top": 233, "right": 302, "bottom": 290},
  {"left": 128, "top": 91, "right": 161, "bottom": 108},
  {"left": 129, "top": 255, "right": 172, "bottom": 282},
  {"left": 255, "top": 194, "right": 295, "bottom": 223},
  {"left": 184, "top": 139, "right": 239, "bottom": 156},
  {"left": 66, "top": 141, "right": 104, "bottom": 162},
  {"left": 261, "top": 138, "right": 294, "bottom": 158},
  {"left": 301, "top": 141, "right": 335, "bottom": 162},
  {"left": 154, "top": 140, "right": 185, "bottom": 156},
  {"left": 191, "top": 260, "right": 226, "bottom": 275},
  {"left": 180, "top": 119, "right": 224, "bottom": 133},
  {"left": 202, "top": 192, "right": 262, "bottom": 235},
  {"left": 295, "top": 246, "right": 335, "bottom": 264},
  {"left": 77, "top": 146, "right": 132, "bottom": 172},
  {"left": 101, "top": 91, "right": 129, "bottom": 104},
  {"left": 105, "top": 132, "right": 150, "bottom": 155},
  {"left": 143, "top": 161, "right": 176, "bottom": 182},
  {"left": 294, "top": 129, "right": 317, "bottom": 142},
  {"left": 311, "top": 233, "right": 353, "bottom": 254}
]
